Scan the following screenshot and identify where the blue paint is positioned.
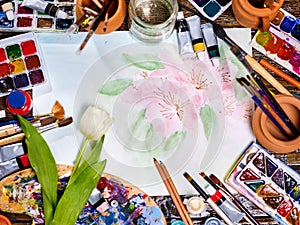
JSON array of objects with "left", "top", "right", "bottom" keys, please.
[
  {"left": 279, "top": 16, "right": 297, "bottom": 33},
  {"left": 203, "top": 1, "right": 221, "bottom": 17},
  {"left": 0, "top": 12, "right": 13, "bottom": 28},
  {"left": 194, "top": 0, "right": 210, "bottom": 7},
  {"left": 291, "top": 22, "right": 300, "bottom": 41},
  {"left": 13, "top": 73, "right": 30, "bottom": 88}
]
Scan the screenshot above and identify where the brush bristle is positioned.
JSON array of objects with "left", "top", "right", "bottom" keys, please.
[{"left": 52, "top": 100, "right": 65, "bottom": 120}]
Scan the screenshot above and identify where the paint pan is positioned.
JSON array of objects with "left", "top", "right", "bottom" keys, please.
[
  {"left": 0, "top": 32, "right": 49, "bottom": 96},
  {"left": 0, "top": 0, "right": 75, "bottom": 32},
  {"left": 250, "top": 8, "right": 300, "bottom": 76},
  {"left": 188, "top": 0, "right": 231, "bottom": 21},
  {"left": 226, "top": 142, "right": 300, "bottom": 225}
]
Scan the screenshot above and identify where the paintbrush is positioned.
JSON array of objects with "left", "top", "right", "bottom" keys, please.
[
  {"left": 207, "top": 173, "right": 260, "bottom": 225},
  {"left": 34, "top": 100, "right": 65, "bottom": 121},
  {"left": 77, "top": 0, "right": 114, "bottom": 53},
  {"left": 0, "top": 116, "right": 57, "bottom": 138},
  {"left": 0, "top": 117, "right": 73, "bottom": 147}
]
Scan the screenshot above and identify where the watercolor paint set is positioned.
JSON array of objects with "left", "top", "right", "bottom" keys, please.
[
  {"left": 0, "top": 32, "right": 49, "bottom": 96},
  {"left": 250, "top": 8, "right": 300, "bottom": 76},
  {"left": 226, "top": 142, "right": 300, "bottom": 225},
  {"left": 0, "top": 0, "right": 75, "bottom": 32},
  {"left": 188, "top": 0, "right": 231, "bottom": 21}
]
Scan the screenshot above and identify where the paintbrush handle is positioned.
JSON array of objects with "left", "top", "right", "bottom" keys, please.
[
  {"left": 245, "top": 55, "right": 292, "bottom": 96},
  {"left": 0, "top": 133, "right": 25, "bottom": 147},
  {"left": 0, "top": 126, "right": 20, "bottom": 138}
]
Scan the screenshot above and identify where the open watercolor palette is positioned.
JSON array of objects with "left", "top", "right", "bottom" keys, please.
[
  {"left": 0, "top": 32, "right": 49, "bottom": 96},
  {"left": 0, "top": 165, "right": 166, "bottom": 225},
  {"left": 226, "top": 142, "right": 300, "bottom": 225},
  {"left": 0, "top": 0, "right": 75, "bottom": 32},
  {"left": 250, "top": 8, "right": 300, "bottom": 76}
]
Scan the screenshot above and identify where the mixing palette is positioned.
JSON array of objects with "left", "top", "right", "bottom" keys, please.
[
  {"left": 0, "top": 32, "right": 48, "bottom": 95},
  {"left": 226, "top": 142, "right": 300, "bottom": 225},
  {"left": 0, "top": 0, "right": 75, "bottom": 32}
]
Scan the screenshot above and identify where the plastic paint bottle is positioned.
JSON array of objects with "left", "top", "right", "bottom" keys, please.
[
  {"left": 210, "top": 190, "right": 245, "bottom": 224},
  {"left": 6, "top": 90, "right": 32, "bottom": 116},
  {"left": 0, "top": 0, "right": 14, "bottom": 20},
  {"left": 176, "top": 11, "right": 194, "bottom": 56}
]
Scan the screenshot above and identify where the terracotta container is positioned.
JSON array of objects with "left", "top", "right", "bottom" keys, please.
[
  {"left": 232, "top": 0, "right": 284, "bottom": 31},
  {"left": 76, "top": 0, "right": 127, "bottom": 34},
  {"left": 0, "top": 215, "right": 11, "bottom": 225},
  {"left": 252, "top": 94, "right": 300, "bottom": 153}
]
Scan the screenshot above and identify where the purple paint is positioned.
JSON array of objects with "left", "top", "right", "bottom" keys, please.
[
  {"left": 289, "top": 50, "right": 300, "bottom": 67},
  {"left": 29, "top": 69, "right": 45, "bottom": 85},
  {"left": 13, "top": 73, "right": 30, "bottom": 88},
  {"left": 279, "top": 16, "right": 297, "bottom": 33}
]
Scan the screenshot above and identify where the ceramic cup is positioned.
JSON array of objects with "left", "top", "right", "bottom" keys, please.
[
  {"left": 0, "top": 215, "right": 12, "bottom": 225},
  {"left": 232, "top": 0, "right": 284, "bottom": 31},
  {"left": 76, "top": 0, "right": 126, "bottom": 34},
  {"left": 127, "top": 0, "right": 178, "bottom": 42},
  {"left": 252, "top": 94, "right": 300, "bottom": 153}
]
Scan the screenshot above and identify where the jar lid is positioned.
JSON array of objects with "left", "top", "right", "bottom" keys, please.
[
  {"left": 204, "top": 217, "right": 221, "bottom": 225},
  {"left": 7, "top": 90, "right": 26, "bottom": 109}
]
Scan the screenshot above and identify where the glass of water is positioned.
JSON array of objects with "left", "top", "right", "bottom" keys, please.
[{"left": 128, "top": 0, "right": 178, "bottom": 42}]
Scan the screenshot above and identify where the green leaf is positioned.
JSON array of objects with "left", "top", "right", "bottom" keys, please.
[
  {"left": 99, "top": 79, "right": 133, "bottom": 96},
  {"left": 123, "top": 53, "right": 164, "bottom": 71},
  {"left": 18, "top": 115, "right": 58, "bottom": 225},
  {"left": 199, "top": 104, "right": 215, "bottom": 139},
  {"left": 51, "top": 160, "right": 106, "bottom": 225},
  {"left": 163, "top": 131, "right": 186, "bottom": 151}
]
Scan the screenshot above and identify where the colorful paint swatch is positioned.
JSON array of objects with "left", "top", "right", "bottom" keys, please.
[
  {"left": 0, "top": 0, "right": 76, "bottom": 32},
  {"left": 188, "top": 0, "right": 231, "bottom": 21},
  {"left": 0, "top": 32, "right": 48, "bottom": 95}
]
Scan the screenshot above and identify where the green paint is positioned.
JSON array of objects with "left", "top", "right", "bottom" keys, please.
[
  {"left": 99, "top": 78, "right": 133, "bottom": 96},
  {"left": 233, "top": 80, "right": 250, "bottom": 103},
  {"left": 123, "top": 53, "right": 164, "bottom": 71},
  {"left": 163, "top": 131, "right": 186, "bottom": 151},
  {"left": 130, "top": 109, "right": 153, "bottom": 144},
  {"left": 6, "top": 44, "right": 22, "bottom": 61},
  {"left": 255, "top": 31, "right": 272, "bottom": 47},
  {"left": 200, "top": 104, "right": 215, "bottom": 139}
]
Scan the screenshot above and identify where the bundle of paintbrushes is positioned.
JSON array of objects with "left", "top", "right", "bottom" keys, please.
[{"left": 237, "top": 76, "right": 299, "bottom": 140}]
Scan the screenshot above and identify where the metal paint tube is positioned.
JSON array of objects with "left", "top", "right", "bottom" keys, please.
[
  {"left": 201, "top": 23, "right": 220, "bottom": 67},
  {"left": 186, "top": 15, "right": 206, "bottom": 61},
  {"left": 88, "top": 188, "right": 109, "bottom": 213},
  {"left": 0, "top": 142, "right": 25, "bottom": 163},
  {"left": 0, "top": 0, "right": 13, "bottom": 20},
  {"left": 210, "top": 190, "right": 245, "bottom": 224},
  {"left": 0, "top": 154, "right": 29, "bottom": 179},
  {"left": 21, "top": 0, "right": 68, "bottom": 19},
  {"left": 176, "top": 11, "right": 194, "bottom": 56}
]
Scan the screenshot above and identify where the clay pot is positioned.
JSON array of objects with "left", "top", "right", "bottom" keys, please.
[
  {"left": 76, "top": 0, "right": 126, "bottom": 34},
  {"left": 0, "top": 215, "right": 11, "bottom": 225},
  {"left": 252, "top": 94, "right": 300, "bottom": 153},
  {"left": 232, "top": 0, "right": 284, "bottom": 31}
]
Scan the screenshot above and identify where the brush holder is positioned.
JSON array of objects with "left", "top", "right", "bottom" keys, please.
[
  {"left": 232, "top": 0, "right": 284, "bottom": 31},
  {"left": 76, "top": 0, "right": 126, "bottom": 34},
  {"left": 252, "top": 94, "right": 300, "bottom": 153}
]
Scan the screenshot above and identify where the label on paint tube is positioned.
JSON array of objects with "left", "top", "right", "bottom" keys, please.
[
  {"left": 201, "top": 23, "right": 220, "bottom": 66},
  {"left": 0, "top": 142, "right": 25, "bottom": 162},
  {"left": 88, "top": 188, "right": 109, "bottom": 213},
  {"left": 176, "top": 12, "right": 194, "bottom": 56}
]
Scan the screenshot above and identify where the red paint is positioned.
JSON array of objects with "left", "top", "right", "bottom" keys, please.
[
  {"left": 17, "top": 3, "right": 33, "bottom": 14},
  {"left": 277, "top": 42, "right": 295, "bottom": 60},
  {"left": 0, "top": 63, "right": 10, "bottom": 77},
  {"left": 21, "top": 40, "right": 37, "bottom": 56},
  {"left": 25, "top": 55, "right": 41, "bottom": 70},
  {"left": 18, "top": 154, "right": 30, "bottom": 168},
  {"left": 264, "top": 35, "right": 284, "bottom": 54},
  {"left": 276, "top": 199, "right": 294, "bottom": 217},
  {"left": 0, "top": 48, "right": 6, "bottom": 62},
  {"left": 239, "top": 168, "right": 261, "bottom": 181},
  {"left": 17, "top": 17, "right": 33, "bottom": 27}
]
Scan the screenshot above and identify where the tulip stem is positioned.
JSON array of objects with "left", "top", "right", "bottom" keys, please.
[{"left": 72, "top": 137, "right": 89, "bottom": 175}]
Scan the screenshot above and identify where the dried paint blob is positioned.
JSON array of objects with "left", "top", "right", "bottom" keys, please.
[
  {"left": 17, "top": 4, "right": 33, "bottom": 14},
  {"left": 0, "top": 48, "right": 6, "bottom": 62},
  {"left": 0, "top": 63, "right": 10, "bottom": 77},
  {"left": 10, "top": 58, "right": 26, "bottom": 74},
  {"left": 255, "top": 31, "right": 272, "bottom": 47},
  {"left": 25, "top": 55, "right": 41, "bottom": 70},
  {"left": 289, "top": 50, "right": 300, "bottom": 67},
  {"left": 0, "top": 77, "right": 14, "bottom": 93},
  {"left": 271, "top": 10, "right": 284, "bottom": 26},
  {"left": 264, "top": 35, "right": 284, "bottom": 54},
  {"left": 271, "top": 168, "right": 285, "bottom": 189},
  {"left": 21, "top": 40, "right": 37, "bottom": 56},
  {"left": 266, "top": 156, "right": 278, "bottom": 177},
  {"left": 13, "top": 73, "right": 30, "bottom": 88},
  {"left": 56, "top": 18, "right": 74, "bottom": 30},
  {"left": 263, "top": 196, "right": 284, "bottom": 209},
  {"left": 17, "top": 17, "right": 33, "bottom": 27},
  {"left": 29, "top": 69, "right": 45, "bottom": 85},
  {"left": 291, "top": 23, "right": 300, "bottom": 41},
  {"left": 6, "top": 44, "right": 22, "bottom": 61},
  {"left": 277, "top": 42, "right": 295, "bottom": 60},
  {"left": 37, "top": 18, "right": 53, "bottom": 28},
  {"left": 280, "top": 16, "right": 297, "bottom": 33},
  {"left": 277, "top": 199, "right": 293, "bottom": 217}
]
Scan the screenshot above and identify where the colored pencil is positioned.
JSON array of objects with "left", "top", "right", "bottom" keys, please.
[
  {"left": 260, "top": 59, "right": 300, "bottom": 90},
  {"left": 153, "top": 158, "right": 193, "bottom": 225}
]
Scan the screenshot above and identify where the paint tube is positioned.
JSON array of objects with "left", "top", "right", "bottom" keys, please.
[
  {"left": 210, "top": 190, "right": 245, "bottom": 224},
  {"left": 21, "top": 0, "right": 68, "bottom": 19},
  {"left": 88, "top": 188, "right": 109, "bottom": 213},
  {"left": 201, "top": 23, "right": 220, "bottom": 67},
  {"left": 0, "top": 142, "right": 26, "bottom": 163},
  {"left": 176, "top": 11, "right": 194, "bottom": 56},
  {"left": 0, "top": 0, "right": 14, "bottom": 20},
  {"left": 186, "top": 15, "right": 206, "bottom": 61},
  {"left": 0, "top": 154, "right": 30, "bottom": 179}
]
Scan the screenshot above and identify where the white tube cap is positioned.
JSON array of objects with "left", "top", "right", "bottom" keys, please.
[
  {"left": 6, "top": 9, "right": 14, "bottom": 21},
  {"left": 56, "top": 10, "right": 68, "bottom": 19}
]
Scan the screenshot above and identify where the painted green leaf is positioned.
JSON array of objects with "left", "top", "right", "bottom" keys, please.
[
  {"left": 130, "top": 109, "right": 153, "bottom": 141},
  {"left": 123, "top": 53, "right": 164, "bottom": 71},
  {"left": 99, "top": 79, "right": 133, "bottom": 96},
  {"left": 163, "top": 131, "right": 186, "bottom": 151},
  {"left": 200, "top": 104, "right": 215, "bottom": 139},
  {"left": 233, "top": 79, "right": 250, "bottom": 103},
  {"left": 18, "top": 115, "right": 58, "bottom": 225}
]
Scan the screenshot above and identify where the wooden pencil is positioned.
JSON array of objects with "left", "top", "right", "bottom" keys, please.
[
  {"left": 153, "top": 158, "right": 193, "bottom": 225},
  {"left": 260, "top": 59, "right": 300, "bottom": 90}
]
